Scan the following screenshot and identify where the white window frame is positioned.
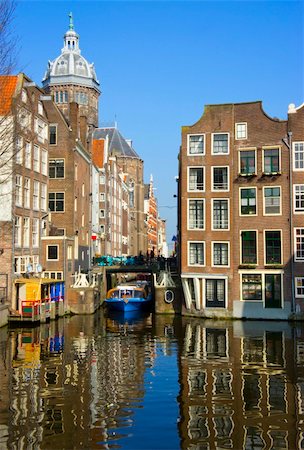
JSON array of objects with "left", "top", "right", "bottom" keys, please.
[
  {"left": 100, "top": 209, "right": 105, "bottom": 219},
  {"left": 100, "top": 193, "right": 105, "bottom": 202},
  {"left": 239, "top": 270, "right": 284, "bottom": 307},
  {"left": 294, "top": 228, "right": 304, "bottom": 262},
  {"left": 25, "top": 142, "right": 31, "bottom": 169},
  {"left": 187, "top": 133, "right": 205, "bottom": 156},
  {"left": 263, "top": 229, "right": 283, "bottom": 266},
  {"left": 33, "top": 180, "right": 40, "bottom": 211},
  {"left": 211, "top": 241, "right": 230, "bottom": 268},
  {"left": 23, "top": 217, "right": 30, "bottom": 247},
  {"left": 15, "top": 175, "right": 23, "bottom": 207},
  {"left": 33, "top": 145, "right": 40, "bottom": 172},
  {"left": 187, "top": 166, "right": 205, "bottom": 192},
  {"left": 295, "top": 277, "right": 304, "bottom": 298},
  {"left": 21, "top": 89, "right": 27, "bottom": 103},
  {"left": 211, "top": 132, "right": 230, "bottom": 155},
  {"left": 24, "top": 177, "right": 30, "bottom": 209},
  {"left": 43, "top": 271, "right": 63, "bottom": 280},
  {"left": 187, "top": 198, "right": 205, "bottom": 231},
  {"left": 16, "top": 136, "right": 23, "bottom": 165},
  {"left": 41, "top": 149, "right": 48, "bottom": 176},
  {"left": 240, "top": 230, "right": 258, "bottom": 265},
  {"left": 239, "top": 187, "right": 257, "bottom": 217},
  {"left": 211, "top": 166, "right": 229, "bottom": 192},
  {"left": 293, "top": 142, "right": 304, "bottom": 171},
  {"left": 238, "top": 148, "right": 257, "bottom": 176},
  {"left": 14, "top": 216, "right": 21, "bottom": 247},
  {"left": 211, "top": 198, "right": 230, "bottom": 231},
  {"left": 235, "top": 122, "right": 247, "bottom": 140},
  {"left": 47, "top": 245, "right": 59, "bottom": 261},
  {"left": 263, "top": 186, "right": 282, "bottom": 216},
  {"left": 188, "top": 241, "right": 206, "bottom": 267},
  {"left": 262, "top": 146, "right": 281, "bottom": 175},
  {"left": 41, "top": 183, "right": 47, "bottom": 212},
  {"left": 294, "top": 184, "right": 304, "bottom": 213},
  {"left": 49, "top": 124, "right": 58, "bottom": 145},
  {"left": 32, "top": 218, "right": 39, "bottom": 248}
]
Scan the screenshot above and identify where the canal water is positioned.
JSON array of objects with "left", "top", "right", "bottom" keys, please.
[{"left": 1, "top": 311, "right": 304, "bottom": 449}]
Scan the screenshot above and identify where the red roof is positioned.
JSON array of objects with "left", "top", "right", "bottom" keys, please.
[{"left": 0, "top": 76, "right": 18, "bottom": 115}]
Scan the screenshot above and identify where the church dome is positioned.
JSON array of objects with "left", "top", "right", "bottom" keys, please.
[{"left": 42, "top": 14, "right": 100, "bottom": 93}]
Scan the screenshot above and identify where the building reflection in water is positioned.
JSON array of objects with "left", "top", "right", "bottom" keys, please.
[
  {"left": 178, "top": 319, "right": 303, "bottom": 450},
  {"left": 2, "top": 313, "right": 304, "bottom": 448}
]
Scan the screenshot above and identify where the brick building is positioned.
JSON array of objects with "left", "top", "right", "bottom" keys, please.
[
  {"left": 179, "top": 101, "right": 303, "bottom": 319},
  {"left": 0, "top": 74, "right": 49, "bottom": 307},
  {"left": 144, "top": 175, "right": 158, "bottom": 254}
]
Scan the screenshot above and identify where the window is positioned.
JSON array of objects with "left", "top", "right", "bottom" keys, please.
[
  {"left": 212, "top": 133, "right": 229, "bottom": 154},
  {"left": 212, "top": 199, "right": 229, "bottom": 230},
  {"left": 188, "top": 199, "right": 205, "bottom": 230},
  {"left": 212, "top": 167, "right": 229, "bottom": 191},
  {"left": 25, "top": 142, "right": 31, "bottom": 169},
  {"left": 295, "top": 277, "right": 304, "bottom": 298},
  {"left": 49, "top": 125, "right": 57, "bottom": 145},
  {"left": 49, "top": 159, "right": 64, "bottom": 178},
  {"left": 212, "top": 242, "right": 229, "bottom": 266},
  {"left": 293, "top": 142, "right": 304, "bottom": 170},
  {"left": 38, "top": 101, "right": 43, "bottom": 116},
  {"left": 21, "top": 89, "right": 27, "bottom": 103},
  {"left": 239, "top": 150, "right": 256, "bottom": 175},
  {"left": 16, "top": 136, "right": 23, "bottom": 165},
  {"left": 41, "top": 183, "right": 47, "bottom": 211},
  {"left": 74, "top": 197, "right": 77, "bottom": 212},
  {"left": 35, "top": 118, "right": 48, "bottom": 143},
  {"left": 33, "top": 145, "right": 40, "bottom": 172},
  {"left": 15, "top": 175, "right": 22, "bottom": 206},
  {"left": 47, "top": 245, "right": 59, "bottom": 260},
  {"left": 295, "top": 228, "right": 304, "bottom": 261},
  {"left": 206, "top": 279, "right": 226, "bottom": 307},
  {"left": 100, "top": 193, "right": 105, "bottom": 202},
  {"left": 241, "top": 231, "right": 257, "bottom": 264},
  {"left": 189, "top": 242, "right": 205, "bottom": 266},
  {"left": 55, "top": 91, "right": 68, "bottom": 103},
  {"left": 49, "top": 192, "right": 64, "bottom": 212},
  {"left": 33, "top": 181, "right": 39, "bottom": 210},
  {"left": 265, "top": 231, "right": 281, "bottom": 264},
  {"left": 75, "top": 163, "right": 78, "bottom": 181},
  {"left": 82, "top": 183, "right": 85, "bottom": 197},
  {"left": 41, "top": 149, "right": 47, "bottom": 176},
  {"left": 188, "top": 167, "right": 204, "bottom": 191},
  {"left": 32, "top": 218, "right": 39, "bottom": 247},
  {"left": 100, "top": 209, "right": 105, "bottom": 219},
  {"left": 81, "top": 213, "right": 85, "bottom": 227},
  {"left": 23, "top": 217, "right": 30, "bottom": 247},
  {"left": 75, "top": 92, "right": 88, "bottom": 105},
  {"left": 294, "top": 185, "right": 304, "bottom": 213},
  {"left": 242, "top": 274, "right": 262, "bottom": 300},
  {"left": 240, "top": 188, "right": 257, "bottom": 215},
  {"left": 263, "top": 187, "right": 281, "bottom": 215},
  {"left": 188, "top": 134, "right": 205, "bottom": 155},
  {"left": 265, "top": 274, "right": 282, "bottom": 308},
  {"left": 100, "top": 174, "right": 105, "bottom": 184},
  {"left": 236, "top": 123, "right": 247, "bottom": 140},
  {"left": 24, "top": 178, "right": 30, "bottom": 208},
  {"left": 43, "top": 271, "right": 63, "bottom": 280},
  {"left": 263, "top": 148, "right": 280, "bottom": 174},
  {"left": 14, "top": 216, "right": 21, "bottom": 246},
  {"left": 67, "top": 245, "right": 73, "bottom": 260}
]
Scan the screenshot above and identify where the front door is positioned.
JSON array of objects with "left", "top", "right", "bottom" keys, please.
[
  {"left": 206, "top": 279, "right": 226, "bottom": 308},
  {"left": 265, "top": 274, "right": 282, "bottom": 308}
]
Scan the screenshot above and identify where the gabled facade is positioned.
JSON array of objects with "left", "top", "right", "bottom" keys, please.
[
  {"left": 144, "top": 175, "right": 158, "bottom": 254},
  {"left": 179, "top": 101, "right": 299, "bottom": 319}
]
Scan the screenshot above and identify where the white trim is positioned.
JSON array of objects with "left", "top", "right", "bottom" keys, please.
[
  {"left": 211, "top": 132, "right": 230, "bottom": 155},
  {"left": 262, "top": 146, "right": 281, "bottom": 174},
  {"left": 187, "top": 241, "right": 206, "bottom": 267},
  {"left": 49, "top": 157, "right": 65, "bottom": 179},
  {"left": 211, "top": 241, "right": 230, "bottom": 268},
  {"left": 238, "top": 148, "right": 257, "bottom": 176},
  {"left": 294, "top": 228, "right": 304, "bottom": 262},
  {"left": 263, "top": 185, "right": 282, "bottom": 216},
  {"left": 295, "top": 277, "right": 304, "bottom": 298},
  {"left": 235, "top": 122, "right": 247, "bottom": 140},
  {"left": 187, "top": 198, "right": 205, "bottom": 231},
  {"left": 240, "top": 229, "right": 258, "bottom": 265},
  {"left": 46, "top": 244, "right": 59, "bottom": 261},
  {"left": 239, "top": 271, "right": 284, "bottom": 308},
  {"left": 263, "top": 229, "right": 283, "bottom": 266},
  {"left": 202, "top": 277, "right": 228, "bottom": 309},
  {"left": 187, "top": 166, "right": 205, "bottom": 192},
  {"left": 211, "top": 198, "right": 230, "bottom": 231},
  {"left": 187, "top": 133, "right": 205, "bottom": 156},
  {"left": 211, "top": 165, "right": 229, "bottom": 192},
  {"left": 239, "top": 187, "right": 257, "bottom": 217},
  {"left": 293, "top": 142, "right": 304, "bottom": 171},
  {"left": 294, "top": 184, "right": 304, "bottom": 214}
]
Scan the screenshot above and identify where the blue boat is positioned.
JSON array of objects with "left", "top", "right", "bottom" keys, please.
[{"left": 105, "top": 283, "right": 152, "bottom": 312}]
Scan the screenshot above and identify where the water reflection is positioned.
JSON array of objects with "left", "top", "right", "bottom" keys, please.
[{"left": 1, "top": 314, "right": 304, "bottom": 448}]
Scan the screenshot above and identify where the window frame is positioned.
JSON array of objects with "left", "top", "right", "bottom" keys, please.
[
  {"left": 239, "top": 271, "right": 283, "bottom": 308},
  {"left": 33, "top": 145, "right": 40, "bottom": 173},
  {"left": 262, "top": 146, "right": 281, "bottom": 175},
  {"left": 24, "top": 177, "right": 30, "bottom": 209},
  {"left": 23, "top": 217, "right": 30, "bottom": 248},
  {"left": 263, "top": 186, "right": 282, "bottom": 216},
  {"left": 49, "top": 192, "right": 65, "bottom": 213},
  {"left": 294, "top": 228, "right": 304, "bottom": 262},
  {"left": 211, "top": 198, "right": 229, "bottom": 231},
  {"left": 294, "top": 184, "right": 304, "bottom": 214},
  {"left": 264, "top": 229, "right": 282, "bottom": 265},
  {"left": 188, "top": 241, "right": 206, "bottom": 267},
  {"left": 238, "top": 148, "right": 257, "bottom": 176},
  {"left": 211, "top": 241, "right": 230, "bottom": 268},
  {"left": 32, "top": 218, "right": 39, "bottom": 248},
  {"left": 293, "top": 142, "right": 304, "bottom": 171},
  {"left": 295, "top": 277, "right": 304, "bottom": 298},
  {"left": 49, "top": 124, "right": 58, "bottom": 145},
  {"left": 187, "top": 166, "right": 205, "bottom": 192},
  {"left": 47, "top": 245, "right": 59, "bottom": 261},
  {"left": 187, "top": 198, "right": 205, "bottom": 231},
  {"left": 49, "top": 158, "right": 65, "bottom": 179},
  {"left": 235, "top": 122, "right": 248, "bottom": 140},
  {"left": 211, "top": 132, "right": 230, "bottom": 155},
  {"left": 187, "top": 133, "right": 205, "bottom": 156},
  {"left": 240, "top": 230, "right": 258, "bottom": 265},
  {"left": 239, "top": 187, "right": 257, "bottom": 216},
  {"left": 15, "top": 174, "right": 23, "bottom": 207},
  {"left": 33, "top": 180, "right": 40, "bottom": 211},
  {"left": 211, "top": 166, "right": 229, "bottom": 192}
]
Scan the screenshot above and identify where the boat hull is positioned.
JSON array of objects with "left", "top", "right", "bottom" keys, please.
[{"left": 105, "top": 296, "right": 152, "bottom": 312}]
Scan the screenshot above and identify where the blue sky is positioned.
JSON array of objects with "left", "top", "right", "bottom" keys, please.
[{"left": 15, "top": 1, "right": 303, "bottom": 245}]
